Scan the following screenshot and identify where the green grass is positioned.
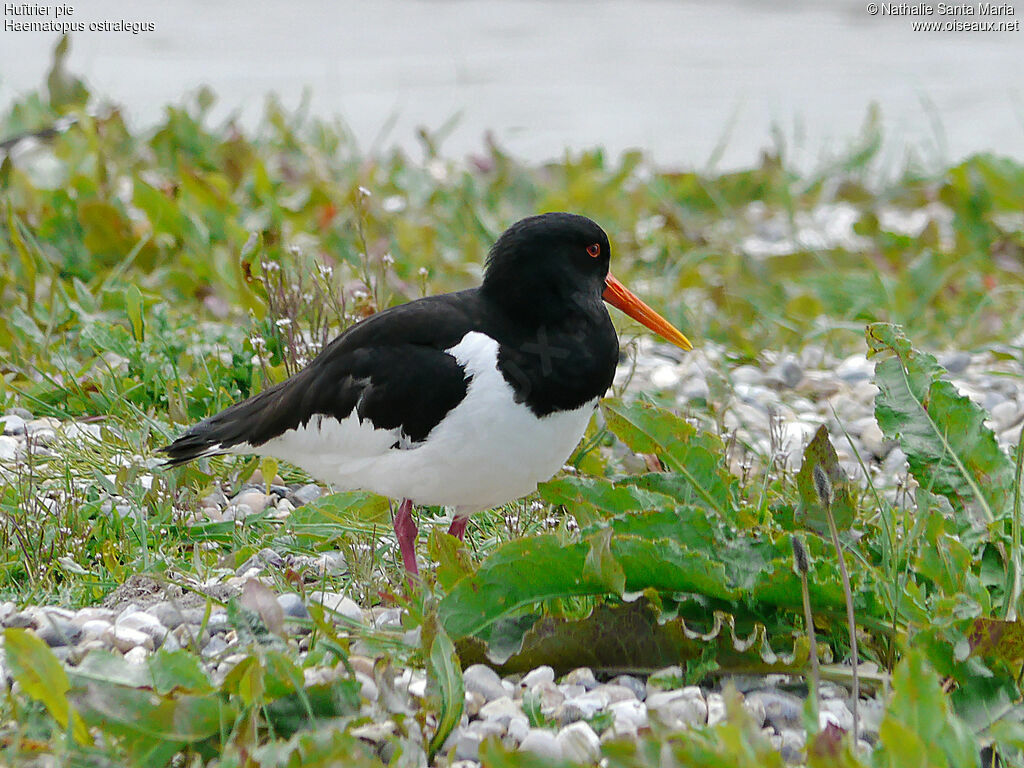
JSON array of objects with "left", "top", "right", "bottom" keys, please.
[{"left": 0, "top": 38, "right": 1023, "bottom": 767}]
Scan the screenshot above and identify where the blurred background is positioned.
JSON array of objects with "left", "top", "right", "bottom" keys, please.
[{"left": 2, "top": 0, "right": 1022, "bottom": 170}]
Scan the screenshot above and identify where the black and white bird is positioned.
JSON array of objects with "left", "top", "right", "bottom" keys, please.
[{"left": 162, "top": 213, "right": 692, "bottom": 575}]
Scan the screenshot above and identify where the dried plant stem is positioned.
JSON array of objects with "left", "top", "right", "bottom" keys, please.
[
  {"left": 814, "top": 464, "right": 859, "bottom": 745},
  {"left": 792, "top": 535, "right": 821, "bottom": 718}
]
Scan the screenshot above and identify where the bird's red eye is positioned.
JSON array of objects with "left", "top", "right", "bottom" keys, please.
[{"left": 586, "top": 243, "right": 601, "bottom": 258}]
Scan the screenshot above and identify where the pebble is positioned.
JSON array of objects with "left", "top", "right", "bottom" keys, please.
[
  {"left": 520, "top": 665, "right": 554, "bottom": 689},
  {"left": 0, "top": 436, "right": 17, "bottom": 461},
  {"left": 746, "top": 689, "right": 804, "bottom": 730},
  {"left": 276, "top": 593, "right": 309, "bottom": 619},
  {"left": 464, "top": 664, "right": 507, "bottom": 702},
  {"left": 647, "top": 688, "right": 707, "bottom": 729},
  {"left": 557, "top": 721, "right": 601, "bottom": 763},
  {"left": 289, "top": 483, "right": 323, "bottom": 506},
  {"left": 36, "top": 616, "right": 83, "bottom": 647},
  {"left": 105, "top": 624, "right": 154, "bottom": 653},
  {"left": 0, "top": 414, "right": 27, "bottom": 435},
  {"left": 518, "top": 728, "right": 563, "bottom": 761},
  {"left": 117, "top": 611, "right": 169, "bottom": 646},
  {"left": 562, "top": 667, "right": 598, "bottom": 690}
]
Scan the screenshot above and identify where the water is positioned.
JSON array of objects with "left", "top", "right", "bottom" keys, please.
[{"left": 1, "top": 0, "right": 1021, "bottom": 169}]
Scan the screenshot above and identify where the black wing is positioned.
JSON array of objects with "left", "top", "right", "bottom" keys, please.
[{"left": 161, "top": 290, "right": 482, "bottom": 466}]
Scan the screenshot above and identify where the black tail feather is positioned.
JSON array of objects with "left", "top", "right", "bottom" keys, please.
[{"left": 159, "top": 381, "right": 293, "bottom": 467}]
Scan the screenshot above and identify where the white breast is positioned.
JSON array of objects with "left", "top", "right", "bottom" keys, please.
[{"left": 242, "top": 331, "right": 596, "bottom": 513}]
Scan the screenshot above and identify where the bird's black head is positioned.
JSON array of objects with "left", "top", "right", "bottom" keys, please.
[{"left": 482, "top": 213, "right": 612, "bottom": 320}]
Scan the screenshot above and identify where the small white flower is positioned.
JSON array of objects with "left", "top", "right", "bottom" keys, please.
[{"left": 358, "top": 186, "right": 372, "bottom": 198}]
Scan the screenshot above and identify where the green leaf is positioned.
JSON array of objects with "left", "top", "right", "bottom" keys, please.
[
  {"left": 795, "top": 425, "right": 857, "bottom": 533},
  {"left": 583, "top": 527, "right": 626, "bottom": 594},
  {"left": 875, "top": 649, "right": 978, "bottom": 768},
  {"left": 427, "top": 623, "right": 464, "bottom": 759},
  {"left": 602, "top": 398, "right": 739, "bottom": 521},
  {"left": 439, "top": 534, "right": 737, "bottom": 639},
  {"left": 867, "top": 323, "right": 1015, "bottom": 530},
  {"left": 5, "top": 628, "right": 91, "bottom": 744},
  {"left": 125, "top": 283, "right": 145, "bottom": 341}
]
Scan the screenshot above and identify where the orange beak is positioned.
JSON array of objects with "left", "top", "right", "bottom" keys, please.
[{"left": 602, "top": 273, "right": 692, "bottom": 351}]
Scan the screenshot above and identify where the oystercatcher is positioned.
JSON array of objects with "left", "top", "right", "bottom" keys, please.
[{"left": 162, "top": 213, "right": 691, "bottom": 575}]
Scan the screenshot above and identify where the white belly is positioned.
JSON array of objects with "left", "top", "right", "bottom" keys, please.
[{"left": 243, "top": 332, "right": 597, "bottom": 512}]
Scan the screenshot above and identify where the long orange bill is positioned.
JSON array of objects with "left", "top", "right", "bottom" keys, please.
[{"left": 603, "top": 273, "right": 693, "bottom": 351}]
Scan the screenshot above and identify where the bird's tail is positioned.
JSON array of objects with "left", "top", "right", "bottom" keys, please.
[{"left": 160, "top": 387, "right": 282, "bottom": 467}]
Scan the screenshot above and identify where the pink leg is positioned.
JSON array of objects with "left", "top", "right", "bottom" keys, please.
[
  {"left": 447, "top": 515, "right": 469, "bottom": 541},
  {"left": 393, "top": 499, "right": 419, "bottom": 576}
]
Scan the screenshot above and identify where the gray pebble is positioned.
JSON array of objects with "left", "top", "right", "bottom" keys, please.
[
  {"left": 36, "top": 616, "right": 83, "bottom": 647},
  {"left": 236, "top": 547, "right": 285, "bottom": 575},
  {"left": 0, "top": 436, "right": 17, "bottom": 461},
  {"left": 454, "top": 721, "right": 504, "bottom": 761},
  {"left": 610, "top": 674, "right": 646, "bottom": 701},
  {"left": 464, "top": 664, "right": 507, "bottom": 702},
  {"left": 520, "top": 665, "right": 554, "bottom": 689},
  {"left": 990, "top": 400, "right": 1021, "bottom": 432},
  {"left": 562, "top": 666, "right": 598, "bottom": 691},
  {"left": 518, "top": 728, "right": 563, "bottom": 761},
  {"left": 647, "top": 688, "right": 707, "bottom": 729},
  {"left": 646, "top": 665, "right": 684, "bottom": 695},
  {"left": 0, "top": 415, "right": 27, "bottom": 435},
  {"left": 706, "top": 691, "right": 727, "bottom": 726},
  {"left": 745, "top": 689, "right": 804, "bottom": 730},
  {"left": 202, "top": 634, "right": 228, "bottom": 657},
  {"left": 309, "top": 592, "right": 363, "bottom": 622},
  {"left": 277, "top": 593, "right": 309, "bottom": 619},
  {"left": 289, "top": 483, "right": 323, "bottom": 506},
  {"left": 557, "top": 720, "right": 601, "bottom": 763},
  {"left": 479, "top": 695, "right": 522, "bottom": 726},
  {"left": 105, "top": 624, "right": 154, "bottom": 653},
  {"left": 778, "top": 728, "right": 806, "bottom": 763},
  {"left": 4, "top": 611, "right": 35, "bottom": 629},
  {"left": 608, "top": 699, "right": 648, "bottom": 731},
  {"left": 148, "top": 601, "right": 202, "bottom": 630},
  {"left": 117, "top": 611, "right": 168, "bottom": 647},
  {"left": 939, "top": 351, "right": 971, "bottom": 374},
  {"left": 232, "top": 489, "right": 270, "bottom": 515}
]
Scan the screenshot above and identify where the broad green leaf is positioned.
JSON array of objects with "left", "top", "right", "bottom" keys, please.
[
  {"left": 875, "top": 649, "right": 978, "bottom": 768},
  {"left": 867, "top": 323, "right": 1014, "bottom": 529},
  {"left": 426, "top": 528, "right": 475, "bottom": 592},
  {"left": 602, "top": 398, "right": 739, "bottom": 520},
  {"left": 795, "top": 425, "right": 857, "bottom": 533},
  {"left": 439, "top": 534, "right": 736, "bottom": 639},
  {"left": 427, "top": 623, "right": 464, "bottom": 759},
  {"left": 5, "top": 628, "right": 91, "bottom": 745},
  {"left": 125, "top": 283, "right": 144, "bottom": 341},
  {"left": 583, "top": 527, "right": 626, "bottom": 594},
  {"left": 538, "top": 475, "right": 676, "bottom": 525},
  {"left": 147, "top": 649, "right": 215, "bottom": 695}
]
